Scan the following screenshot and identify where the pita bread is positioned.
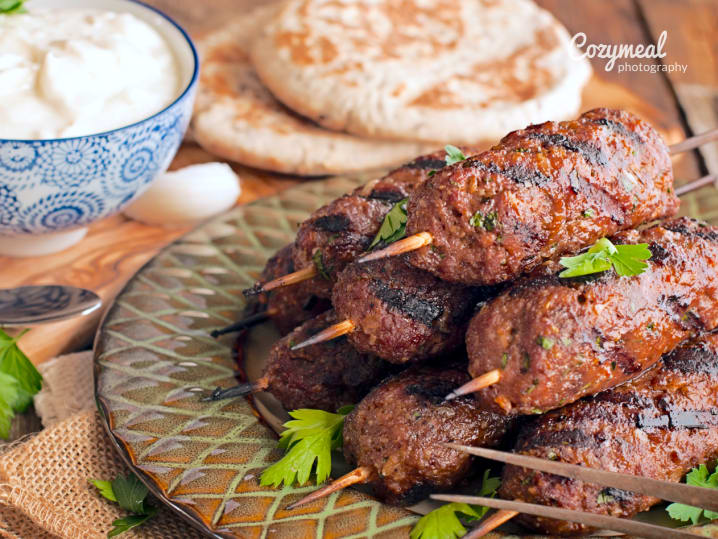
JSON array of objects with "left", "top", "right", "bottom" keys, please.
[
  {"left": 192, "top": 6, "right": 434, "bottom": 176},
  {"left": 250, "top": 0, "right": 592, "bottom": 144}
]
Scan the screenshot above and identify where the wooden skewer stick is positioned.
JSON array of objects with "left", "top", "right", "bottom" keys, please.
[
  {"left": 356, "top": 231, "right": 433, "bottom": 264},
  {"left": 430, "top": 494, "right": 698, "bottom": 539},
  {"left": 244, "top": 266, "right": 318, "bottom": 297},
  {"left": 669, "top": 127, "right": 718, "bottom": 154},
  {"left": 462, "top": 510, "right": 519, "bottom": 539},
  {"left": 285, "top": 467, "right": 372, "bottom": 510},
  {"left": 201, "top": 377, "right": 269, "bottom": 402},
  {"left": 290, "top": 319, "right": 356, "bottom": 350},
  {"left": 210, "top": 309, "right": 276, "bottom": 338},
  {"left": 675, "top": 173, "right": 716, "bottom": 197},
  {"left": 444, "top": 369, "right": 501, "bottom": 401}
]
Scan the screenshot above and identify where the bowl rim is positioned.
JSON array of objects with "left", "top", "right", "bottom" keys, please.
[{"left": 0, "top": 0, "right": 199, "bottom": 145}]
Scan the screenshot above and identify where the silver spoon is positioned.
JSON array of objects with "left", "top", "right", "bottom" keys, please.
[{"left": 0, "top": 286, "right": 102, "bottom": 326}]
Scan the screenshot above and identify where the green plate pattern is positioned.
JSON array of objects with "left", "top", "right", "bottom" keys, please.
[{"left": 94, "top": 175, "right": 421, "bottom": 538}]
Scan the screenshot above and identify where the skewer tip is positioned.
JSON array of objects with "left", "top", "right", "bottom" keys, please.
[
  {"left": 290, "top": 319, "right": 356, "bottom": 350},
  {"left": 463, "top": 510, "right": 520, "bottom": 539},
  {"left": 357, "top": 232, "right": 433, "bottom": 264},
  {"left": 201, "top": 378, "right": 268, "bottom": 401},
  {"left": 444, "top": 369, "right": 502, "bottom": 401},
  {"left": 286, "top": 467, "right": 372, "bottom": 510}
]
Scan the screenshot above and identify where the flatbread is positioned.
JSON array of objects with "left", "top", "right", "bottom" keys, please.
[
  {"left": 250, "top": 0, "right": 592, "bottom": 144},
  {"left": 192, "top": 6, "right": 434, "bottom": 176}
]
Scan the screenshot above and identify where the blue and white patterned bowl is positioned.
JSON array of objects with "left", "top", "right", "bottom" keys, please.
[{"left": 0, "top": 0, "right": 198, "bottom": 256}]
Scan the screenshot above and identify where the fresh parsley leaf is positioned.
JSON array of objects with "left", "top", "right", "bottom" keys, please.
[
  {"left": 0, "top": 386, "right": 16, "bottom": 439},
  {"left": 0, "top": 0, "right": 25, "bottom": 14},
  {"left": 108, "top": 507, "right": 157, "bottom": 537},
  {"left": 261, "top": 407, "right": 353, "bottom": 488},
  {"left": 368, "top": 198, "right": 408, "bottom": 250},
  {"left": 444, "top": 145, "right": 467, "bottom": 166},
  {"left": 312, "top": 250, "right": 331, "bottom": 280},
  {"left": 469, "top": 211, "right": 498, "bottom": 231},
  {"left": 559, "top": 238, "right": 651, "bottom": 278},
  {"left": 90, "top": 479, "right": 117, "bottom": 502},
  {"left": 111, "top": 474, "right": 150, "bottom": 514},
  {"left": 91, "top": 473, "right": 157, "bottom": 537},
  {"left": 410, "top": 470, "right": 500, "bottom": 539},
  {"left": 667, "top": 465, "right": 718, "bottom": 525},
  {"left": 0, "top": 329, "right": 42, "bottom": 404}
]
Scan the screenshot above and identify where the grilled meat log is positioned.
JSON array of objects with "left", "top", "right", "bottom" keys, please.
[
  {"left": 263, "top": 310, "right": 393, "bottom": 411},
  {"left": 332, "top": 256, "right": 488, "bottom": 363},
  {"left": 292, "top": 148, "right": 478, "bottom": 294},
  {"left": 343, "top": 366, "right": 514, "bottom": 505},
  {"left": 467, "top": 218, "right": 718, "bottom": 415},
  {"left": 256, "top": 244, "right": 331, "bottom": 335},
  {"left": 406, "top": 108, "right": 679, "bottom": 285},
  {"left": 501, "top": 332, "right": 718, "bottom": 535}
]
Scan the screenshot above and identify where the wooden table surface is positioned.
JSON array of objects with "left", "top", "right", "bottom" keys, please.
[{"left": 2, "top": 0, "right": 716, "bottom": 365}]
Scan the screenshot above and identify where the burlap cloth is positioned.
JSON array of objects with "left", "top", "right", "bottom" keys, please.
[{"left": 0, "top": 352, "right": 203, "bottom": 538}]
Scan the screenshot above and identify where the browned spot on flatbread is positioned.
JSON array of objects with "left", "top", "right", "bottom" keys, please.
[
  {"left": 204, "top": 41, "right": 248, "bottom": 64},
  {"left": 275, "top": 31, "right": 339, "bottom": 65},
  {"left": 409, "top": 28, "right": 559, "bottom": 109}
]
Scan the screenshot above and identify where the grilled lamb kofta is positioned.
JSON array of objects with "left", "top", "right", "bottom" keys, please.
[
  {"left": 405, "top": 108, "right": 679, "bottom": 285},
  {"left": 330, "top": 256, "right": 491, "bottom": 363},
  {"left": 465, "top": 218, "right": 718, "bottom": 415},
  {"left": 290, "top": 147, "right": 481, "bottom": 294},
  {"left": 500, "top": 332, "right": 718, "bottom": 535},
  {"left": 342, "top": 366, "right": 514, "bottom": 505},
  {"left": 255, "top": 310, "right": 395, "bottom": 412}
]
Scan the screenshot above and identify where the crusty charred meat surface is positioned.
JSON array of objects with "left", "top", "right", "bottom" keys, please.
[
  {"left": 501, "top": 333, "right": 718, "bottom": 535},
  {"left": 407, "top": 108, "right": 679, "bottom": 285},
  {"left": 255, "top": 244, "right": 331, "bottom": 335},
  {"left": 343, "top": 366, "right": 513, "bottom": 506},
  {"left": 466, "top": 218, "right": 718, "bottom": 416},
  {"left": 332, "top": 256, "right": 490, "bottom": 363},
  {"left": 292, "top": 147, "right": 480, "bottom": 292},
  {"left": 263, "top": 310, "right": 393, "bottom": 411}
]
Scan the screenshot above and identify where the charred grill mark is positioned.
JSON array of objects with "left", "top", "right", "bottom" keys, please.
[
  {"left": 368, "top": 190, "right": 405, "bottom": 203},
  {"left": 517, "top": 428, "right": 599, "bottom": 453},
  {"left": 598, "top": 487, "right": 635, "bottom": 504},
  {"left": 405, "top": 381, "right": 456, "bottom": 404},
  {"left": 664, "top": 342, "right": 718, "bottom": 375},
  {"left": 662, "top": 220, "right": 718, "bottom": 242},
  {"left": 312, "top": 214, "right": 351, "bottom": 232},
  {"left": 467, "top": 159, "right": 551, "bottom": 186},
  {"left": 369, "top": 279, "right": 443, "bottom": 327},
  {"left": 406, "top": 158, "right": 446, "bottom": 170},
  {"left": 526, "top": 132, "right": 606, "bottom": 166},
  {"left": 648, "top": 242, "right": 671, "bottom": 263},
  {"left": 590, "top": 117, "right": 644, "bottom": 145},
  {"left": 637, "top": 409, "right": 718, "bottom": 430},
  {"left": 564, "top": 170, "right": 626, "bottom": 225}
]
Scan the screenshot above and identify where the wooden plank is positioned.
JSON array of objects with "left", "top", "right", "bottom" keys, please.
[{"left": 637, "top": 0, "right": 718, "bottom": 220}]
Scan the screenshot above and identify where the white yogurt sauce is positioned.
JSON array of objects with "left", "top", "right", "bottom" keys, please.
[{"left": 0, "top": 8, "right": 181, "bottom": 139}]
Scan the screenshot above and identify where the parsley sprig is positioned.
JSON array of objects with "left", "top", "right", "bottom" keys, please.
[
  {"left": 0, "top": 328, "right": 42, "bottom": 439},
  {"left": 0, "top": 0, "right": 26, "bottom": 14},
  {"left": 410, "top": 470, "right": 501, "bottom": 539},
  {"left": 368, "top": 198, "right": 408, "bottom": 250},
  {"left": 444, "top": 145, "right": 467, "bottom": 166},
  {"left": 666, "top": 465, "right": 718, "bottom": 525},
  {"left": 260, "top": 406, "right": 353, "bottom": 488},
  {"left": 559, "top": 238, "right": 651, "bottom": 278},
  {"left": 90, "top": 474, "right": 158, "bottom": 537}
]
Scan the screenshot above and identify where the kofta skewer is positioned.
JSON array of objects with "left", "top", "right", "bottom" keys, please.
[
  {"left": 448, "top": 218, "right": 718, "bottom": 414},
  {"left": 205, "top": 310, "right": 393, "bottom": 412},
  {"left": 292, "top": 256, "right": 493, "bottom": 363},
  {"left": 286, "top": 366, "right": 514, "bottom": 510},
  {"left": 253, "top": 111, "right": 717, "bottom": 294},
  {"left": 249, "top": 148, "right": 475, "bottom": 296},
  {"left": 456, "top": 331, "right": 718, "bottom": 537}
]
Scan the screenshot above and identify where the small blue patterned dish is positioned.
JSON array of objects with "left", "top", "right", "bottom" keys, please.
[{"left": 0, "top": 0, "right": 198, "bottom": 257}]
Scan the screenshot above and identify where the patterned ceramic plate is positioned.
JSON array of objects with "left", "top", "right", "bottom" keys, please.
[{"left": 94, "top": 175, "right": 718, "bottom": 538}]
